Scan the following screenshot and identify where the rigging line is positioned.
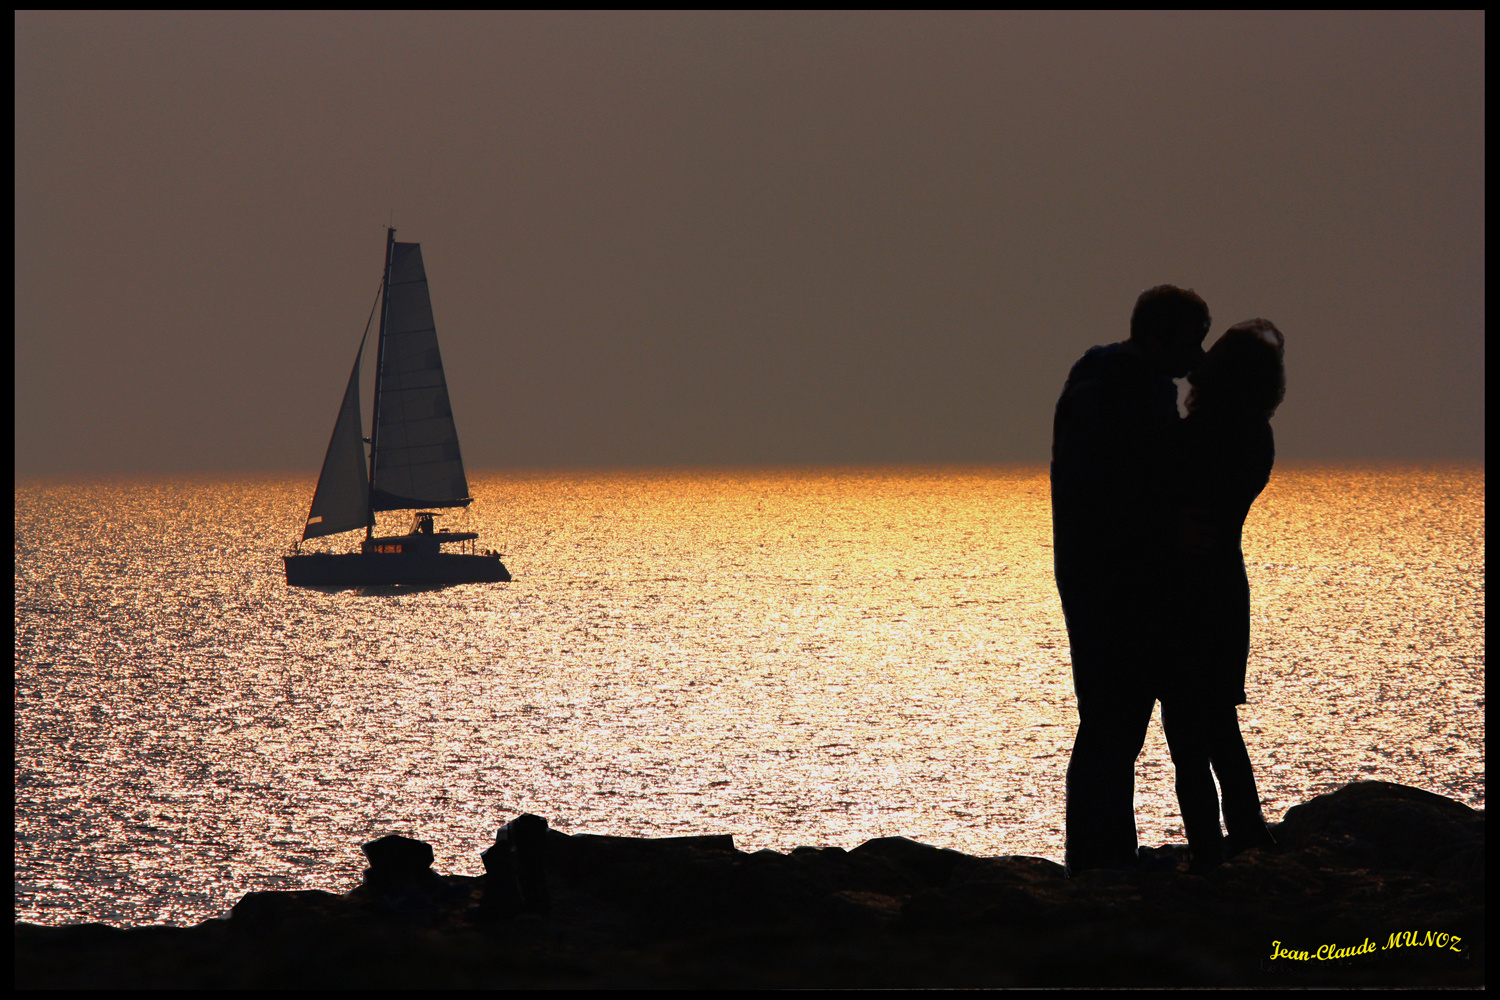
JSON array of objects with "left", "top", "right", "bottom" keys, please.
[
  {"left": 355, "top": 275, "right": 387, "bottom": 531},
  {"left": 359, "top": 274, "right": 384, "bottom": 353}
]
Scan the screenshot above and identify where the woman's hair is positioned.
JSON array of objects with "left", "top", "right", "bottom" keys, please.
[{"left": 1186, "top": 318, "right": 1286, "bottom": 418}]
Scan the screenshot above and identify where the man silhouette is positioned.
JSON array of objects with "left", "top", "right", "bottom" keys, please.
[{"left": 1051, "top": 285, "right": 1210, "bottom": 875}]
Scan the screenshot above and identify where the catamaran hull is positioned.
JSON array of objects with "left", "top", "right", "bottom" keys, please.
[{"left": 284, "top": 552, "right": 511, "bottom": 587}]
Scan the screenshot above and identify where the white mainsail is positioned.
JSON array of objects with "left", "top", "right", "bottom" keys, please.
[
  {"left": 302, "top": 335, "right": 370, "bottom": 539},
  {"left": 369, "top": 242, "right": 472, "bottom": 511}
]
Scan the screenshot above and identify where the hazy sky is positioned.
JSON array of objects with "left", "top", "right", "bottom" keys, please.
[{"left": 15, "top": 11, "right": 1485, "bottom": 475}]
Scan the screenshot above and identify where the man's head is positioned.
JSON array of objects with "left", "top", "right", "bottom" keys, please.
[{"left": 1129, "top": 285, "right": 1210, "bottom": 378}]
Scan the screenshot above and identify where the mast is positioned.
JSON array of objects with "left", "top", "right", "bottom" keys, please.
[{"left": 366, "top": 226, "right": 396, "bottom": 540}]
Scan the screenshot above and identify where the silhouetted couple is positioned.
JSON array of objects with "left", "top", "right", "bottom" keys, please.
[{"left": 1051, "top": 285, "right": 1285, "bottom": 875}]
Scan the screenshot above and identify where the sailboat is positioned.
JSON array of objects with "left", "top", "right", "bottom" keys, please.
[{"left": 284, "top": 228, "right": 511, "bottom": 587}]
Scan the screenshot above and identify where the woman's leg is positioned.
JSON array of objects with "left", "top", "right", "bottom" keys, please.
[
  {"left": 1160, "top": 699, "right": 1225, "bottom": 870},
  {"left": 1202, "top": 704, "right": 1276, "bottom": 854}
]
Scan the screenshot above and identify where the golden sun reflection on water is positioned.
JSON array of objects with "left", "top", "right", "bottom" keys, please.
[{"left": 14, "top": 465, "right": 1484, "bottom": 925}]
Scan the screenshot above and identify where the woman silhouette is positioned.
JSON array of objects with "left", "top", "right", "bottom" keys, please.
[{"left": 1160, "top": 318, "right": 1285, "bottom": 871}]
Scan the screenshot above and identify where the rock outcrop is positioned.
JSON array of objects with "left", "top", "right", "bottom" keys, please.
[{"left": 14, "top": 782, "right": 1484, "bottom": 988}]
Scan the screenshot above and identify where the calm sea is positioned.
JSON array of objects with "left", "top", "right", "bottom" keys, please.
[{"left": 14, "top": 465, "right": 1485, "bottom": 926}]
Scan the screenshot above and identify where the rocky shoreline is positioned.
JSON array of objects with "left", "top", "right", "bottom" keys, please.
[{"left": 15, "top": 781, "right": 1484, "bottom": 988}]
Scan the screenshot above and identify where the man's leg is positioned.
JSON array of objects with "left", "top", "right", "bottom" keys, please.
[{"left": 1065, "top": 684, "right": 1157, "bottom": 875}]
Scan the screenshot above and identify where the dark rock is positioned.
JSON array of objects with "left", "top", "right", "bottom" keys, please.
[
  {"left": 229, "top": 889, "right": 358, "bottom": 930},
  {"left": 353, "top": 834, "right": 471, "bottom": 917},
  {"left": 14, "top": 783, "right": 1485, "bottom": 988},
  {"left": 478, "top": 838, "right": 521, "bottom": 918},
  {"left": 849, "top": 835, "right": 967, "bottom": 887},
  {"left": 546, "top": 830, "right": 811, "bottom": 932},
  {"left": 1273, "top": 780, "right": 1484, "bottom": 882},
  {"left": 480, "top": 813, "right": 552, "bottom": 918},
  {"left": 361, "top": 834, "right": 435, "bottom": 884},
  {"left": 1136, "top": 842, "right": 1187, "bottom": 872},
  {"left": 817, "top": 889, "right": 905, "bottom": 929},
  {"left": 988, "top": 854, "right": 1069, "bottom": 881},
  {"left": 902, "top": 879, "right": 1053, "bottom": 930}
]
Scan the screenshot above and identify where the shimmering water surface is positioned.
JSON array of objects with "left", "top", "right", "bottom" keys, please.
[{"left": 15, "top": 466, "right": 1485, "bottom": 926}]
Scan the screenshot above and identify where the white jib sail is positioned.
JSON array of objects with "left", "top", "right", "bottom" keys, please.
[{"left": 303, "top": 335, "right": 371, "bottom": 539}]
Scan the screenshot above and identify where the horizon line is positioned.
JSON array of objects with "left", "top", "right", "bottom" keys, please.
[{"left": 13, "top": 457, "right": 1487, "bottom": 485}]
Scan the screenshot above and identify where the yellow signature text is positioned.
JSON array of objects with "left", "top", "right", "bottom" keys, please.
[
  {"left": 1269, "top": 931, "right": 1464, "bottom": 962},
  {"left": 1383, "top": 930, "right": 1464, "bottom": 952}
]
